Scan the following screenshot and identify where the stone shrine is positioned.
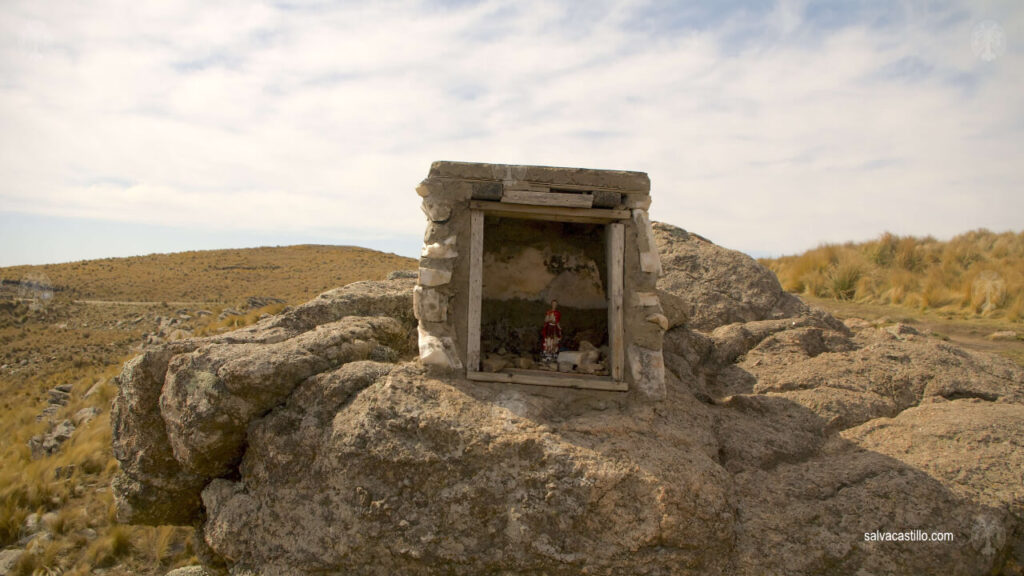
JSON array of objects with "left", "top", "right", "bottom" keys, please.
[{"left": 415, "top": 161, "right": 667, "bottom": 398}]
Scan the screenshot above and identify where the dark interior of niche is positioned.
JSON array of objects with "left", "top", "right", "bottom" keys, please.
[{"left": 480, "top": 216, "right": 609, "bottom": 360}]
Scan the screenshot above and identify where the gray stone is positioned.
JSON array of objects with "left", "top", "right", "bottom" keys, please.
[
  {"left": 73, "top": 406, "right": 100, "bottom": 426},
  {"left": 591, "top": 189, "right": 622, "bottom": 208},
  {"left": 421, "top": 196, "right": 452, "bottom": 222},
  {"left": 429, "top": 161, "right": 650, "bottom": 192},
  {"left": 418, "top": 267, "right": 452, "bottom": 287},
  {"left": 165, "top": 566, "right": 211, "bottom": 576},
  {"left": 421, "top": 236, "right": 458, "bottom": 259},
  {"left": 413, "top": 286, "right": 447, "bottom": 323},
  {"left": 471, "top": 181, "right": 503, "bottom": 201},
  {"left": 0, "top": 549, "right": 24, "bottom": 576},
  {"left": 628, "top": 345, "right": 666, "bottom": 399}
]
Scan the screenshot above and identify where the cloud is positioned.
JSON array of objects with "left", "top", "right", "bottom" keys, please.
[{"left": 0, "top": 0, "right": 1021, "bottom": 265}]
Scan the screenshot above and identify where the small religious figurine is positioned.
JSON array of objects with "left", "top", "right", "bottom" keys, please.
[{"left": 541, "top": 300, "right": 562, "bottom": 361}]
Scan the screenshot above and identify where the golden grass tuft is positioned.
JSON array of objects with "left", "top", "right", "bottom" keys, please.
[{"left": 763, "top": 229, "right": 1024, "bottom": 321}]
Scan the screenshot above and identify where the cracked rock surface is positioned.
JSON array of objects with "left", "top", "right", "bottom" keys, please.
[{"left": 112, "top": 226, "right": 1024, "bottom": 576}]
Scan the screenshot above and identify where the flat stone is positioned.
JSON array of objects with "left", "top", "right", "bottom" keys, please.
[
  {"left": 481, "top": 356, "right": 509, "bottom": 373},
  {"left": 165, "top": 566, "right": 211, "bottom": 576},
  {"left": 417, "top": 327, "right": 462, "bottom": 370},
  {"left": 592, "top": 189, "right": 622, "bottom": 208},
  {"left": 645, "top": 313, "right": 670, "bottom": 331},
  {"left": 413, "top": 286, "right": 447, "bottom": 323},
  {"left": 73, "top": 406, "right": 100, "bottom": 426},
  {"left": 987, "top": 330, "right": 1017, "bottom": 341},
  {"left": 421, "top": 196, "right": 452, "bottom": 222},
  {"left": 633, "top": 292, "right": 660, "bottom": 308},
  {"left": 428, "top": 161, "right": 650, "bottom": 193},
  {"left": 623, "top": 194, "right": 652, "bottom": 210},
  {"left": 0, "top": 549, "right": 25, "bottom": 575},
  {"left": 418, "top": 267, "right": 452, "bottom": 287},
  {"left": 421, "top": 236, "right": 458, "bottom": 259},
  {"left": 471, "top": 181, "right": 503, "bottom": 201},
  {"left": 629, "top": 345, "right": 666, "bottom": 400}
]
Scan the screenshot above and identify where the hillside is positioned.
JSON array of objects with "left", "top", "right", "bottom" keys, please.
[
  {"left": 0, "top": 245, "right": 415, "bottom": 304},
  {"left": 760, "top": 229, "right": 1024, "bottom": 320},
  {"left": 0, "top": 245, "right": 416, "bottom": 576}
]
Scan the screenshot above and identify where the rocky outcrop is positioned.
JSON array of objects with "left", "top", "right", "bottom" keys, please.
[{"left": 112, "top": 225, "right": 1024, "bottom": 576}]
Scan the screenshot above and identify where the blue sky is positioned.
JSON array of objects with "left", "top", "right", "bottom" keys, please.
[{"left": 0, "top": 0, "right": 1020, "bottom": 266}]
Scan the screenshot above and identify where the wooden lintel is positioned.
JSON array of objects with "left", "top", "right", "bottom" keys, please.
[
  {"left": 467, "top": 370, "right": 628, "bottom": 392},
  {"left": 501, "top": 189, "right": 594, "bottom": 208},
  {"left": 470, "top": 201, "right": 629, "bottom": 224}
]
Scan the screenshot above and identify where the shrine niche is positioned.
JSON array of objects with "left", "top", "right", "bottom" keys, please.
[{"left": 414, "top": 161, "right": 667, "bottom": 398}]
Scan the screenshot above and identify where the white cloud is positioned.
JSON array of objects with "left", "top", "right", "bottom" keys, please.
[{"left": 0, "top": 0, "right": 1021, "bottom": 263}]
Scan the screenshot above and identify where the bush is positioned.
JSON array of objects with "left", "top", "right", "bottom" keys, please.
[{"left": 763, "top": 229, "right": 1023, "bottom": 320}]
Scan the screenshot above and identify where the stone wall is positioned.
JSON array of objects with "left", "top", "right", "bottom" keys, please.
[{"left": 414, "top": 161, "right": 667, "bottom": 398}]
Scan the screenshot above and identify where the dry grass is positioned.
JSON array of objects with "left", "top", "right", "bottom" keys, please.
[
  {"left": 0, "top": 244, "right": 415, "bottom": 304},
  {"left": 762, "top": 229, "right": 1024, "bottom": 321},
  {"left": 0, "top": 244, "right": 416, "bottom": 574}
]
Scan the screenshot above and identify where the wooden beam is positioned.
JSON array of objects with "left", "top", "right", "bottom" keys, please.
[
  {"left": 467, "top": 370, "right": 628, "bottom": 392},
  {"left": 469, "top": 201, "right": 629, "bottom": 224},
  {"left": 501, "top": 189, "right": 594, "bottom": 208},
  {"left": 607, "top": 223, "right": 625, "bottom": 381},
  {"left": 466, "top": 210, "right": 484, "bottom": 372}
]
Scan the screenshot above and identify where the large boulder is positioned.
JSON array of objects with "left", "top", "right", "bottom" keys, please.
[
  {"left": 653, "top": 222, "right": 822, "bottom": 331},
  {"left": 110, "top": 234, "right": 1024, "bottom": 576}
]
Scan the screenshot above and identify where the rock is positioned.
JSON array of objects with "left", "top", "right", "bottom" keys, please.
[
  {"left": 165, "top": 566, "right": 211, "bottom": 576},
  {"left": 885, "top": 322, "right": 919, "bottom": 337},
  {"left": 28, "top": 419, "right": 75, "bottom": 459},
  {"left": 843, "top": 317, "right": 872, "bottom": 330},
  {"left": 413, "top": 286, "right": 447, "bottom": 322},
  {"left": 0, "top": 549, "right": 24, "bottom": 576},
  {"left": 387, "top": 270, "right": 418, "bottom": 280},
  {"left": 987, "top": 330, "right": 1017, "bottom": 341},
  {"left": 417, "top": 267, "right": 452, "bottom": 287},
  {"left": 73, "top": 406, "right": 100, "bottom": 426},
  {"left": 110, "top": 226, "right": 1024, "bottom": 576},
  {"left": 83, "top": 380, "right": 105, "bottom": 398},
  {"left": 54, "top": 383, "right": 73, "bottom": 393},
  {"left": 421, "top": 236, "right": 458, "bottom": 259},
  {"left": 54, "top": 465, "right": 75, "bottom": 479},
  {"left": 112, "top": 280, "right": 420, "bottom": 526},
  {"left": 644, "top": 313, "right": 669, "bottom": 331},
  {"left": 653, "top": 222, "right": 836, "bottom": 332},
  {"left": 481, "top": 355, "right": 509, "bottom": 373},
  {"left": 47, "top": 388, "right": 69, "bottom": 405},
  {"left": 160, "top": 316, "right": 406, "bottom": 478}
]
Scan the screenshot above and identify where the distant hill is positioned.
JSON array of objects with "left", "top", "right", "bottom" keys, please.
[
  {"left": 0, "top": 245, "right": 417, "bottom": 305},
  {"left": 760, "top": 229, "right": 1024, "bottom": 320}
]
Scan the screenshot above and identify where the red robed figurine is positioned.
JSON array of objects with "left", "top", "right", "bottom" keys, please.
[{"left": 541, "top": 300, "right": 562, "bottom": 361}]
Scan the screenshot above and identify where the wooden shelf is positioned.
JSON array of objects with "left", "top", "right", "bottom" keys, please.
[{"left": 467, "top": 369, "right": 628, "bottom": 392}]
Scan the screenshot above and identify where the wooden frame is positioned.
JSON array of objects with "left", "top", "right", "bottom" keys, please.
[{"left": 465, "top": 205, "right": 627, "bottom": 391}]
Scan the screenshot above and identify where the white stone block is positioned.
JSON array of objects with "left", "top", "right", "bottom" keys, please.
[
  {"left": 645, "top": 313, "right": 669, "bottom": 331},
  {"left": 421, "top": 236, "right": 458, "bottom": 259},
  {"left": 413, "top": 286, "right": 447, "bottom": 322},
  {"left": 421, "top": 196, "right": 452, "bottom": 222},
  {"left": 418, "top": 326, "right": 462, "bottom": 369},
  {"left": 418, "top": 267, "right": 452, "bottom": 287},
  {"left": 633, "top": 292, "right": 660, "bottom": 307},
  {"left": 629, "top": 345, "right": 665, "bottom": 400}
]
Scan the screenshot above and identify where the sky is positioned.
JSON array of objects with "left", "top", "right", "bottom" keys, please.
[{"left": 0, "top": 0, "right": 1021, "bottom": 267}]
